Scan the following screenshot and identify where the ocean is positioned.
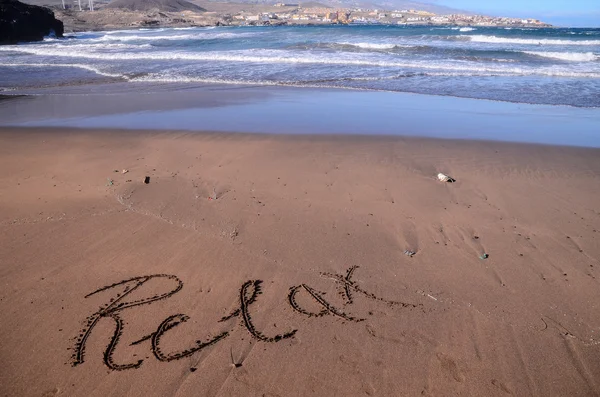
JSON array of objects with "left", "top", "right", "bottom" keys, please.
[{"left": 0, "top": 25, "right": 599, "bottom": 107}]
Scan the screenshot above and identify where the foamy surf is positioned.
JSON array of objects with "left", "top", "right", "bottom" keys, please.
[
  {"left": 87, "top": 32, "right": 256, "bottom": 42},
  {"left": 0, "top": 62, "right": 126, "bottom": 79},
  {"left": 2, "top": 46, "right": 598, "bottom": 79},
  {"left": 523, "top": 51, "right": 599, "bottom": 62},
  {"left": 467, "top": 35, "right": 600, "bottom": 46},
  {"left": 338, "top": 42, "right": 410, "bottom": 50},
  {"left": 2, "top": 25, "right": 599, "bottom": 107}
]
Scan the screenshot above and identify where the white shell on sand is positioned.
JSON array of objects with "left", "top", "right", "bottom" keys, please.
[{"left": 437, "top": 173, "right": 451, "bottom": 182}]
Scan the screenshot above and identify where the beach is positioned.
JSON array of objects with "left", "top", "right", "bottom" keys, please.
[
  {"left": 1, "top": 127, "right": 599, "bottom": 396},
  {"left": 2, "top": 22, "right": 600, "bottom": 396}
]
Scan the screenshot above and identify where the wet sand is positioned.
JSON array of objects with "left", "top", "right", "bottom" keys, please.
[
  {"left": 1, "top": 84, "right": 600, "bottom": 147},
  {"left": 1, "top": 127, "right": 600, "bottom": 396}
]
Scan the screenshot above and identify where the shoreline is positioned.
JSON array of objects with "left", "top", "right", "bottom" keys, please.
[
  {"left": 1, "top": 83, "right": 599, "bottom": 148},
  {"left": 3, "top": 78, "right": 600, "bottom": 110},
  {"left": 4, "top": 124, "right": 600, "bottom": 152},
  {"left": 55, "top": 22, "right": 558, "bottom": 33},
  {"left": 48, "top": 7, "right": 554, "bottom": 33}
]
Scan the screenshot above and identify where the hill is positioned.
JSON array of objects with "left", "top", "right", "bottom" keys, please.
[
  {"left": 300, "top": 1, "right": 331, "bottom": 8},
  {"left": 197, "top": 0, "right": 466, "bottom": 14},
  {"left": 19, "top": 0, "right": 468, "bottom": 15},
  {"left": 104, "top": 0, "right": 205, "bottom": 12},
  {"left": 366, "top": 0, "right": 465, "bottom": 14}
]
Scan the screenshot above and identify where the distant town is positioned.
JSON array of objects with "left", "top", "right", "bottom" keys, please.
[
  {"left": 51, "top": 0, "right": 553, "bottom": 32},
  {"left": 226, "top": 5, "right": 551, "bottom": 27}
]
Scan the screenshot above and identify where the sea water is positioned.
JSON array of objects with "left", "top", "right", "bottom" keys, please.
[{"left": 1, "top": 25, "right": 599, "bottom": 108}]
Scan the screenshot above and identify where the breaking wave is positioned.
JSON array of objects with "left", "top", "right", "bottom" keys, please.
[
  {"left": 2, "top": 47, "right": 598, "bottom": 78},
  {"left": 466, "top": 35, "right": 600, "bottom": 46},
  {"left": 523, "top": 51, "right": 599, "bottom": 62},
  {"left": 2, "top": 26, "right": 600, "bottom": 107},
  {"left": 337, "top": 42, "right": 413, "bottom": 50},
  {"left": 0, "top": 62, "right": 126, "bottom": 78},
  {"left": 85, "top": 32, "right": 257, "bottom": 42}
]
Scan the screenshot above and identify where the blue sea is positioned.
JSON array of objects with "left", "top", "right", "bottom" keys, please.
[{"left": 1, "top": 25, "right": 599, "bottom": 107}]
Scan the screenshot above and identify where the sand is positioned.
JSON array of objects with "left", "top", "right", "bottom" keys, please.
[{"left": 1, "top": 127, "right": 599, "bottom": 396}]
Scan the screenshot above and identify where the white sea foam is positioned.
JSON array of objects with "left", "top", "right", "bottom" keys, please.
[
  {"left": 86, "top": 32, "right": 255, "bottom": 42},
  {"left": 336, "top": 71, "right": 498, "bottom": 79},
  {"left": 467, "top": 35, "right": 600, "bottom": 46},
  {"left": 93, "top": 34, "right": 194, "bottom": 41},
  {"left": 130, "top": 74, "right": 277, "bottom": 85},
  {"left": 129, "top": 71, "right": 496, "bottom": 86},
  {"left": 39, "top": 42, "right": 151, "bottom": 50},
  {"left": 523, "top": 51, "right": 599, "bottom": 62},
  {"left": 449, "top": 27, "right": 476, "bottom": 32},
  {"left": 78, "top": 31, "right": 256, "bottom": 42},
  {"left": 99, "top": 28, "right": 165, "bottom": 35},
  {"left": 339, "top": 42, "right": 410, "bottom": 50},
  {"left": 347, "top": 42, "right": 396, "bottom": 49},
  {"left": 0, "top": 62, "right": 126, "bottom": 78},
  {"left": 2, "top": 47, "right": 598, "bottom": 78}
]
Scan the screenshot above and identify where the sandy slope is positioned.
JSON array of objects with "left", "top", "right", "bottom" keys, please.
[{"left": 0, "top": 128, "right": 599, "bottom": 396}]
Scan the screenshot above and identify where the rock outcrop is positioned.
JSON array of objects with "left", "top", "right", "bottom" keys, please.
[{"left": 0, "top": 0, "right": 64, "bottom": 44}]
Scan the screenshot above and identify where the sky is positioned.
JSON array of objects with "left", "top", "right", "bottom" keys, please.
[{"left": 433, "top": 0, "right": 600, "bottom": 27}]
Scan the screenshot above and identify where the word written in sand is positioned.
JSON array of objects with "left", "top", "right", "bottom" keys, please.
[{"left": 71, "top": 266, "right": 419, "bottom": 371}]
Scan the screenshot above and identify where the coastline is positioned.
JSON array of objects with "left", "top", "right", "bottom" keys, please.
[
  {"left": 49, "top": 7, "right": 552, "bottom": 33},
  {"left": 1, "top": 127, "right": 599, "bottom": 396},
  {"left": 55, "top": 22, "right": 555, "bottom": 33}
]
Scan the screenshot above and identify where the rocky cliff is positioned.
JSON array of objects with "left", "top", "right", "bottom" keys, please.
[{"left": 0, "top": 0, "right": 64, "bottom": 44}]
